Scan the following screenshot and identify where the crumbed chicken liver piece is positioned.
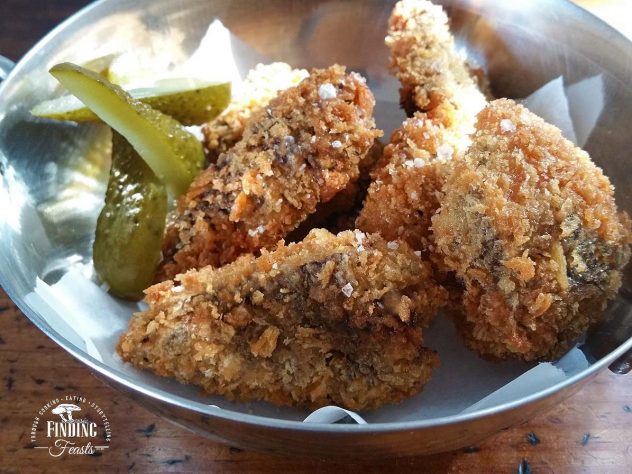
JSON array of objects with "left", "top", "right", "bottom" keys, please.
[
  {"left": 119, "top": 229, "right": 447, "bottom": 410},
  {"left": 158, "top": 65, "right": 382, "bottom": 281}
]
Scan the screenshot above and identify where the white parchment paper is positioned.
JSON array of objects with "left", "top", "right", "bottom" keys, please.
[{"left": 23, "top": 22, "right": 605, "bottom": 425}]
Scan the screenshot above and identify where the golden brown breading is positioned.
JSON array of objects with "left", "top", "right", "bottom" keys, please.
[
  {"left": 202, "top": 63, "right": 308, "bottom": 162},
  {"left": 356, "top": 0, "right": 490, "bottom": 270},
  {"left": 288, "top": 139, "right": 385, "bottom": 241},
  {"left": 158, "top": 66, "right": 382, "bottom": 281},
  {"left": 118, "top": 229, "right": 447, "bottom": 411},
  {"left": 432, "top": 99, "right": 632, "bottom": 361},
  {"left": 386, "top": 0, "right": 487, "bottom": 128},
  {"left": 286, "top": 180, "right": 361, "bottom": 243},
  {"left": 356, "top": 117, "right": 466, "bottom": 315},
  {"left": 356, "top": 113, "right": 464, "bottom": 269}
]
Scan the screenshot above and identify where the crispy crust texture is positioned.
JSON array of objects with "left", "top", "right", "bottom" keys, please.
[
  {"left": 288, "top": 139, "right": 385, "bottom": 241},
  {"left": 432, "top": 99, "right": 632, "bottom": 361},
  {"left": 358, "top": 0, "right": 489, "bottom": 274},
  {"left": 157, "top": 66, "right": 382, "bottom": 281},
  {"left": 118, "top": 229, "right": 446, "bottom": 411},
  {"left": 386, "top": 0, "right": 487, "bottom": 127},
  {"left": 357, "top": 113, "right": 462, "bottom": 269},
  {"left": 202, "top": 63, "right": 308, "bottom": 162}
]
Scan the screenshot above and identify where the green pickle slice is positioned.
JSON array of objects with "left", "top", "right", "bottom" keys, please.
[
  {"left": 32, "top": 78, "right": 231, "bottom": 126},
  {"left": 94, "top": 131, "right": 167, "bottom": 300},
  {"left": 49, "top": 62, "right": 205, "bottom": 196}
]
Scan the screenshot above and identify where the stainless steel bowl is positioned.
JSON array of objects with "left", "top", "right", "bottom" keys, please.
[{"left": 0, "top": 0, "right": 631, "bottom": 459}]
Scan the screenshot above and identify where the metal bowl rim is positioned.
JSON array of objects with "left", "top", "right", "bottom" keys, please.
[{"left": 0, "top": 0, "right": 631, "bottom": 434}]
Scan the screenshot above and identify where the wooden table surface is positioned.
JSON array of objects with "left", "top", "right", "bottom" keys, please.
[{"left": 1, "top": 1, "right": 631, "bottom": 473}]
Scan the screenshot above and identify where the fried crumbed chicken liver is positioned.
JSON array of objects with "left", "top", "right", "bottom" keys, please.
[
  {"left": 432, "top": 99, "right": 632, "bottom": 361},
  {"left": 356, "top": 115, "right": 468, "bottom": 310},
  {"left": 386, "top": 0, "right": 487, "bottom": 127},
  {"left": 288, "top": 139, "right": 385, "bottom": 241},
  {"left": 157, "top": 65, "right": 382, "bottom": 281},
  {"left": 118, "top": 229, "right": 446, "bottom": 411},
  {"left": 357, "top": 113, "right": 462, "bottom": 267},
  {"left": 357, "top": 0, "right": 490, "bottom": 268},
  {"left": 202, "top": 63, "right": 308, "bottom": 162}
]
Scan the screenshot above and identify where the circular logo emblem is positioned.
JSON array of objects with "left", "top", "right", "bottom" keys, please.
[{"left": 30, "top": 395, "right": 112, "bottom": 457}]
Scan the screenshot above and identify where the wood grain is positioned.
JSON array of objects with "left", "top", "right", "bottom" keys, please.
[{"left": 1, "top": 1, "right": 631, "bottom": 472}]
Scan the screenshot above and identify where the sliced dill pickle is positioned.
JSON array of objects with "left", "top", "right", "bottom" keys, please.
[
  {"left": 32, "top": 79, "right": 231, "bottom": 126},
  {"left": 133, "top": 79, "right": 231, "bottom": 125},
  {"left": 93, "top": 131, "right": 167, "bottom": 300},
  {"left": 50, "top": 54, "right": 120, "bottom": 99},
  {"left": 49, "top": 62, "right": 205, "bottom": 196},
  {"left": 32, "top": 95, "right": 100, "bottom": 122}
]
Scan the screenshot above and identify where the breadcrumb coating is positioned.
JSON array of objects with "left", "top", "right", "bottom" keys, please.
[
  {"left": 118, "top": 229, "right": 446, "bottom": 411},
  {"left": 289, "top": 139, "right": 385, "bottom": 241},
  {"left": 357, "top": 0, "right": 490, "bottom": 272},
  {"left": 158, "top": 66, "right": 382, "bottom": 281},
  {"left": 432, "top": 99, "right": 632, "bottom": 361},
  {"left": 386, "top": 0, "right": 487, "bottom": 128},
  {"left": 356, "top": 113, "right": 463, "bottom": 269},
  {"left": 202, "top": 63, "right": 308, "bottom": 162}
]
